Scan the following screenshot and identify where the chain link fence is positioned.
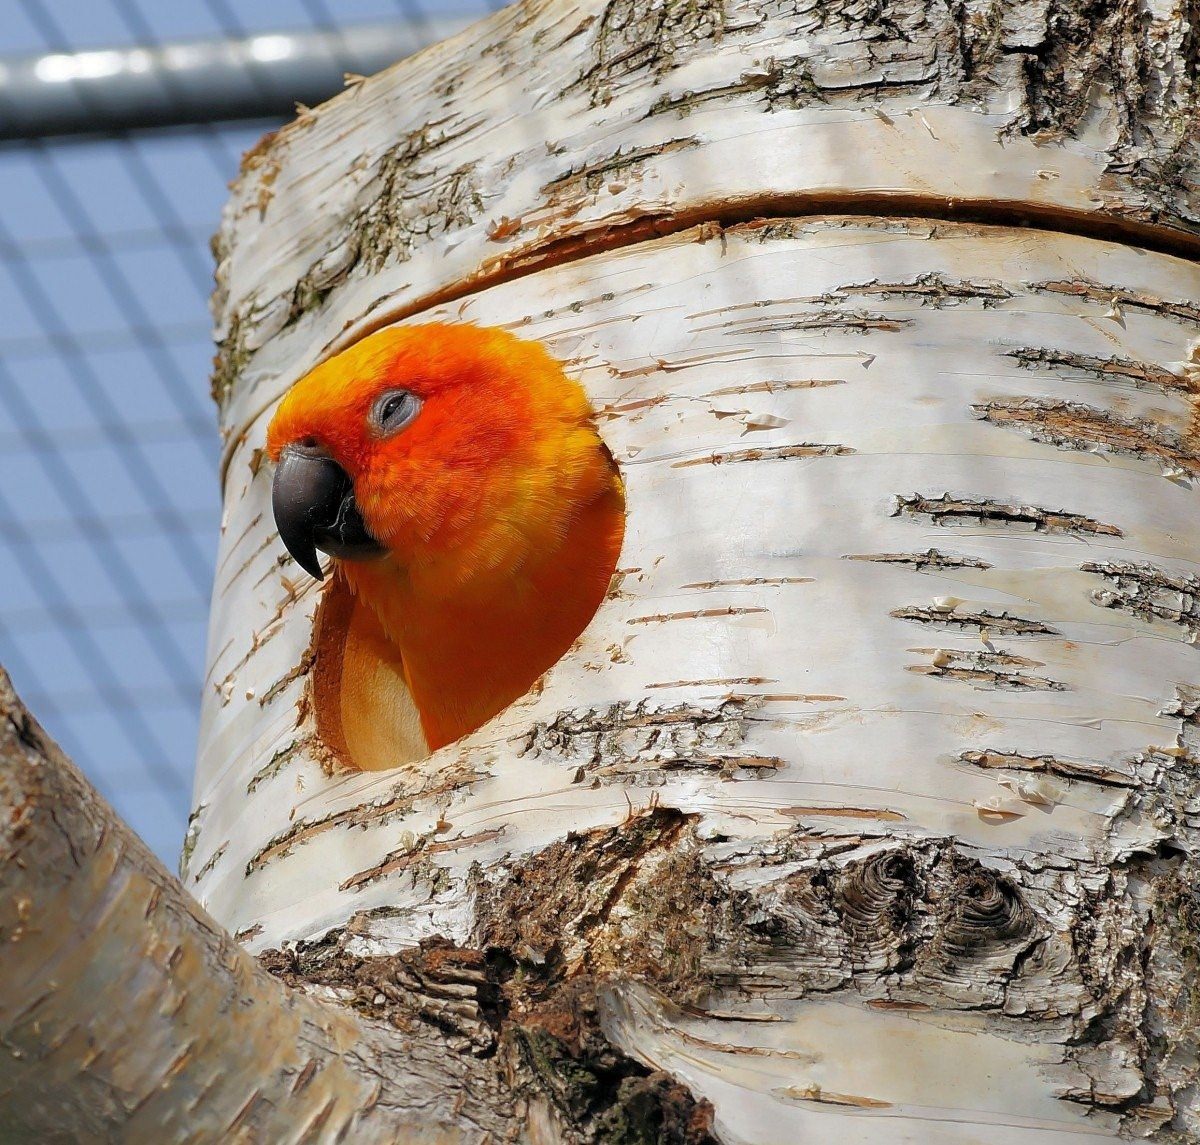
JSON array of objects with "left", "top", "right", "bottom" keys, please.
[{"left": 0, "top": 0, "right": 504, "bottom": 861}]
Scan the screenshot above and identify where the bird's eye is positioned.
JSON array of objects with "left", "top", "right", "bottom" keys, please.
[{"left": 370, "top": 389, "right": 422, "bottom": 436}]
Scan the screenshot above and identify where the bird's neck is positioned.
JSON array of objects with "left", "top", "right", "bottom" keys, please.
[{"left": 343, "top": 479, "right": 623, "bottom": 753}]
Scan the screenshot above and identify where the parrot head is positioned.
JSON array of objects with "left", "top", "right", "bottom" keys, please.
[
  {"left": 265, "top": 322, "right": 625, "bottom": 753},
  {"left": 267, "top": 323, "right": 616, "bottom": 593}
]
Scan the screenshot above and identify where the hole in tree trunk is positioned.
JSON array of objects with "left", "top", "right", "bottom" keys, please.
[{"left": 280, "top": 326, "right": 629, "bottom": 772}]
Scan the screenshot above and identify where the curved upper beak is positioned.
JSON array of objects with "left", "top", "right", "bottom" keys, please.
[{"left": 271, "top": 445, "right": 385, "bottom": 581}]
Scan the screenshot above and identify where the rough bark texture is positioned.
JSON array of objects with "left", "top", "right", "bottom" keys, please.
[
  {"left": 0, "top": 668, "right": 717, "bottom": 1143},
  {"left": 260, "top": 930, "right": 717, "bottom": 1144},
  {"left": 0, "top": 669, "right": 510, "bottom": 1142},
  {"left": 195, "top": 0, "right": 1200, "bottom": 1141}
]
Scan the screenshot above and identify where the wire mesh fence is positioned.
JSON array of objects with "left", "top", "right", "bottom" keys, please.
[{"left": 0, "top": 0, "right": 505, "bottom": 862}]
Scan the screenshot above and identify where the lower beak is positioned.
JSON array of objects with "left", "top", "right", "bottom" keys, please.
[{"left": 271, "top": 445, "right": 385, "bottom": 580}]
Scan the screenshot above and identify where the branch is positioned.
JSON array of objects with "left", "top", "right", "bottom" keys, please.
[
  {"left": 0, "top": 668, "right": 511, "bottom": 1141},
  {"left": 0, "top": 668, "right": 719, "bottom": 1142}
]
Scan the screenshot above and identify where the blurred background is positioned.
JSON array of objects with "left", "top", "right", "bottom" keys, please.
[{"left": 0, "top": 0, "right": 505, "bottom": 863}]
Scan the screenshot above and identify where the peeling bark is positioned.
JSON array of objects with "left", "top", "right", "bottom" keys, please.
[
  {"left": 1007, "top": 347, "right": 1191, "bottom": 395},
  {"left": 975, "top": 398, "right": 1200, "bottom": 475},
  {"left": 1082, "top": 562, "right": 1200, "bottom": 641}
]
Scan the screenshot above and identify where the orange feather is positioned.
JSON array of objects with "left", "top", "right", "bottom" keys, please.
[{"left": 267, "top": 323, "right": 625, "bottom": 754}]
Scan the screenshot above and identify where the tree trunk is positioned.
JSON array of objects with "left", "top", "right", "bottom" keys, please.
[{"left": 6, "top": 0, "right": 1200, "bottom": 1140}]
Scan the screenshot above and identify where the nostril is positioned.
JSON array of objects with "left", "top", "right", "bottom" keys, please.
[{"left": 291, "top": 435, "right": 328, "bottom": 457}]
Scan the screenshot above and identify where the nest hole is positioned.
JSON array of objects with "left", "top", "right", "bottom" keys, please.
[{"left": 303, "top": 421, "right": 627, "bottom": 774}]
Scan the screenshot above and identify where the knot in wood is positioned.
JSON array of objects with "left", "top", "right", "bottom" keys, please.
[
  {"left": 837, "top": 851, "right": 917, "bottom": 934},
  {"left": 939, "top": 871, "right": 1034, "bottom": 958}
]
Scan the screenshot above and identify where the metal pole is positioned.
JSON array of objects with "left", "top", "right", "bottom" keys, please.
[{"left": 0, "top": 19, "right": 473, "bottom": 141}]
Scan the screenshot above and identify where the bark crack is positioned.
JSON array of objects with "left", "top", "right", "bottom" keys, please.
[
  {"left": 1029, "top": 279, "right": 1200, "bottom": 329},
  {"left": 974, "top": 398, "right": 1200, "bottom": 475},
  {"left": 672, "top": 443, "right": 855, "bottom": 467},
  {"left": 845, "top": 548, "right": 993, "bottom": 570},
  {"left": 1007, "top": 346, "right": 1192, "bottom": 395},
  {"left": 1082, "top": 561, "right": 1200, "bottom": 641},
  {"left": 893, "top": 491, "right": 1123, "bottom": 536},
  {"left": 890, "top": 605, "right": 1060, "bottom": 635}
]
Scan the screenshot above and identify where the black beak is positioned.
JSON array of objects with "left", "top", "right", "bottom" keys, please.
[{"left": 271, "top": 444, "right": 385, "bottom": 581}]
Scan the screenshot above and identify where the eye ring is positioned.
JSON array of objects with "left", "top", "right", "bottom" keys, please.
[{"left": 369, "top": 388, "right": 422, "bottom": 436}]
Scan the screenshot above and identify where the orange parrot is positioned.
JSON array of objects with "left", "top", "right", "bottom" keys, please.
[{"left": 266, "top": 323, "right": 625, "bottom": 759}]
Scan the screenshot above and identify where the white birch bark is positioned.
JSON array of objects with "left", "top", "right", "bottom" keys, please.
[{"left": 191, "top": 0, "right": 1200, "bottom": 1140}]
